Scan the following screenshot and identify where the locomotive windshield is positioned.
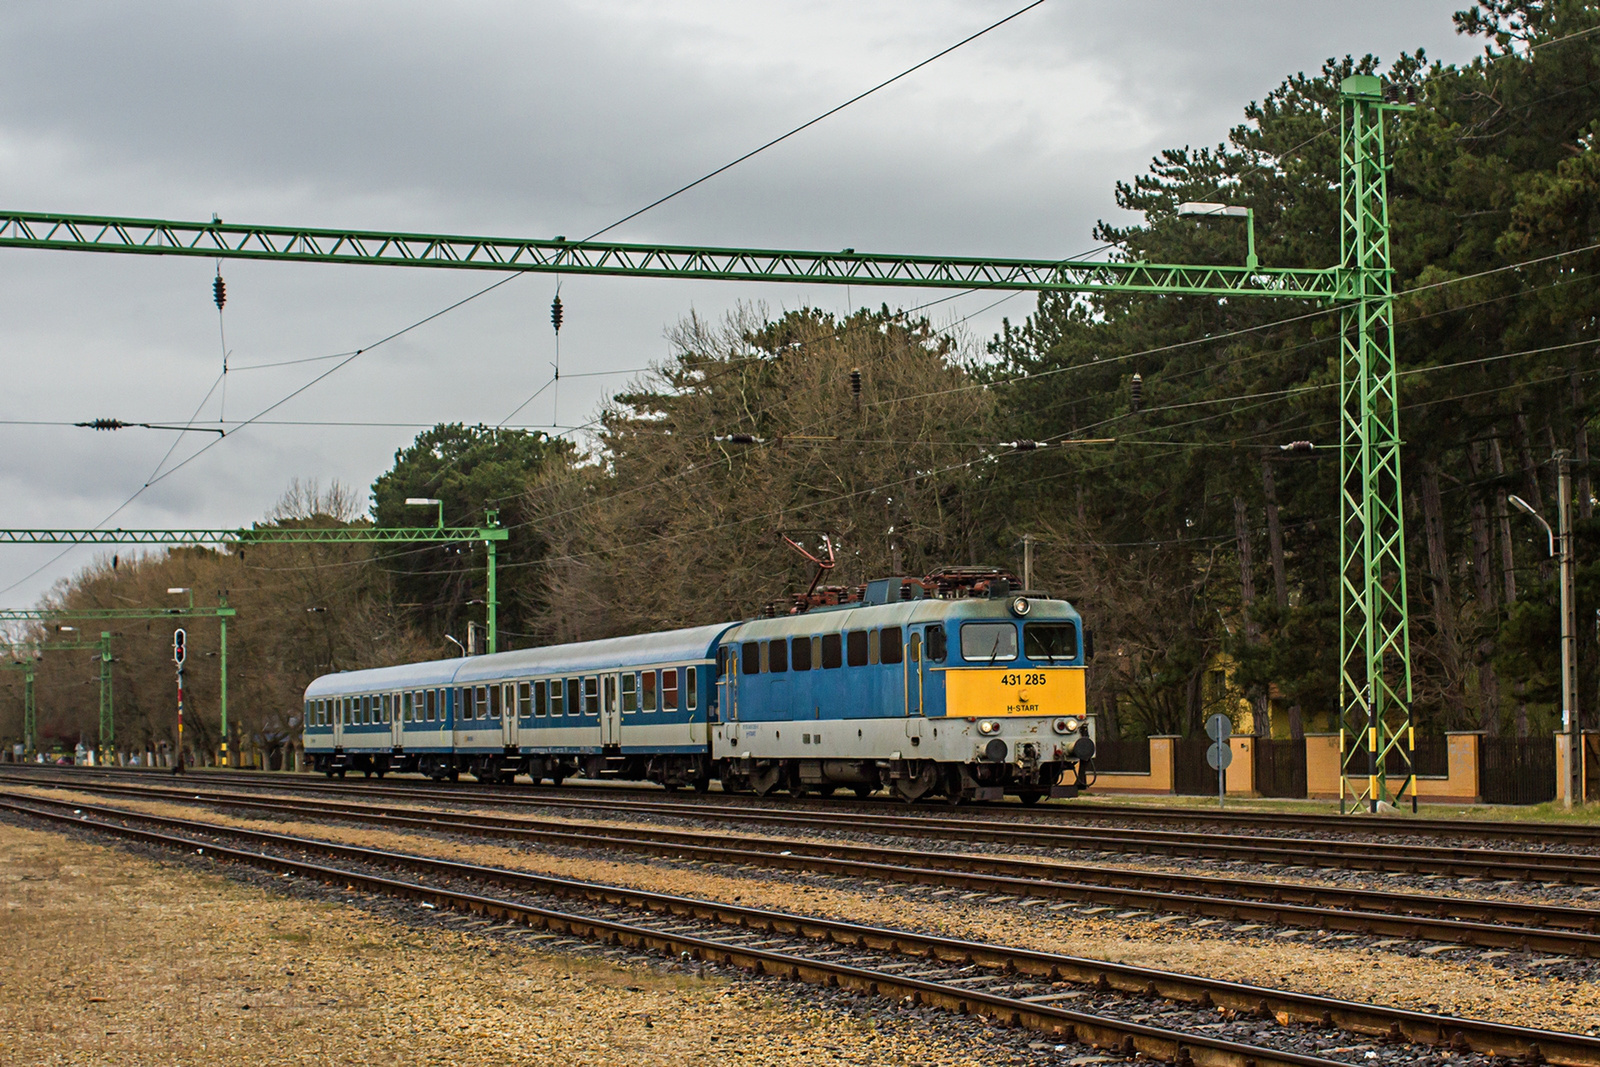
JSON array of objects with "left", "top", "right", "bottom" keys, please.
[
  {"left": 960, "top": 622, "right": 1018, "bottom": 662},
  {"left": 1023, "top": 622, "right": 1079, "bottom": 663}
]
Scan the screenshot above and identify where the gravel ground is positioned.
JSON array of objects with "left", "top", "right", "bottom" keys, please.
[
  {"left": 15, "top": 787, "right": 1599, "bottom": 1037},
  {"left": 0, "top": 818, "right": 1108, "bottom": 1067}
]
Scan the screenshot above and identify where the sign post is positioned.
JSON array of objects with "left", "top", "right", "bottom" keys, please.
[
  {"left": 172, "top": 628, "right": 186, "bottom": 775},
  {"left": 1205, "top": 713, "right": 1233, "bottom": 809}
]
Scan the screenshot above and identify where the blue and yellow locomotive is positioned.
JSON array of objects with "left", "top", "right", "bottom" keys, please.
[{"left": 302, "top": 569, "right": 1096, "bottom": 803}]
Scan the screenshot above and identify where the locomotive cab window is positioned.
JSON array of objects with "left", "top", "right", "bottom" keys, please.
[
  {"left": 926, "top": 624, "right": 948, "bottom": 662},
  {"left": 846, "top": 630, "right": 868, "bottom": 667},
  {"left": 821, "top": 633, "right": 842, "bottom": 669},
  {"left": 741, "top": 641, "right": 760, "bottom": 676},
  {"left": 767, "top": 639, "right": 787, "bottom": 673},
  {"left": 960, "top": 622, "right": 1017, "bottom": 662},
  {"left": 1024, "top": 622, "right": 1079, "bottom": 663},
  {"left": 881, "top": 627, "right": 903, "bottom": 665},
  {"left": 791, "top": 635, "right": 811, "bottom": 671},
  {"left": 663, "top": 668, "right": 680, "bottom": 711}
]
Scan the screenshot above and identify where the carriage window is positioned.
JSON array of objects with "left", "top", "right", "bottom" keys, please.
[
  {"left": 686, "top": 667, "right": 698, "bottom": 710},
  {"left": 960, "top": 622, "right": 1016, "bottom": 662},
  {"left": 742, "top": 642, "right": 760, "bottom": 676},
  {"left": 791, "top": 636, "right": 811, "bottom": 671},
  {"left": 381, "top": 694, "right": 392, "bottom": 723},
  {"left": 868, "top": 629, "right": 880, "bottom": 665},
  {"left": 642, "top": 670, "right": 657, "bottom": 712},
  {"left": 663, "top": 668, "right": 679, "bottom": 711},
  {"left": 364, "top": 695, "right": 374, "bottom": 724},
  {"left": 584, "top": 676, "right": 599, "bottom": 715},
  {"left": 401, "top": 692, "right": 412, "bottom": 723},
  {"left": 460, "top": 688, "right": 474, "bottom": 721},
  {"left": 622, "top": 673, "right": 638, "bottom": 713},
  {"left": 534, "top": 680, "right": 547, "bottom": 716},
  {"left": 846, "top": 630, "right": 868, "bottom": 667},
  {"left": 821, "top": 633, "right": 842, "bottom": 669},
  {"left": 425, "top": 689, "right": 436, "bottom": 722},
  {"left": 927, "top": 624, "right": 948, "bottom": 663},
  {"left": 488, "top": 685, "right": 501, "bottom": 720},
  {"left": 1024, "top": 622, "right": 1080, "bottom": 662},
  {"left": 549, "top": 679, "right": 564, "bottom": 717},
  {"left": 881, "top": 627, "right": 903, "bottom": 664},
  {"left": 567, "top": 678, "right": 582, "bottom": 716},
  {"left": 767, "top": 639, "right": 787, "bottom": 673},
  {"left": 518, "top": 682, "right": 532, "bottom": 717}
]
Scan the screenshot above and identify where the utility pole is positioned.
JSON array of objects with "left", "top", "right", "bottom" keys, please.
[
  {"left": 1557, "top": 451, "right": 1580, "bottom": 807},
  {"left": 1022, "top": 534, "right": 1035, "bottom": 592}
]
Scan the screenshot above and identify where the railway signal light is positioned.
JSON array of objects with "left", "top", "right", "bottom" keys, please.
[{"left": 173, "top": 628, "right": 186, "bottom": 667}]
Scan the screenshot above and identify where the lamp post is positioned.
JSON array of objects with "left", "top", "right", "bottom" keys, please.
[
  {"left": 1511, "top": 458, "right": 1581, "bottom": 807},
  {"left": 405, "top": 497, "right": 444, "bottom": 529},
  {"left": 1176, "top": 202, "right": 1258, "bottom": 270}
]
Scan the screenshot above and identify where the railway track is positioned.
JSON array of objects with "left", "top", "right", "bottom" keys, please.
[
  {"left": 4, "top": 790, "right": 1594, "bottom": 1067},
  {"left": 12, "top": 774, "right": 1600, "bottom": 958},
  {"left": 66, "top": 762, "right": 1600, "bottom": 848},
  {"left": 16, "top": 766, "right": 1600, "bottom": 885}
]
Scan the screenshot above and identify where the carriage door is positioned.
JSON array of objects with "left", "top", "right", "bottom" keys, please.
[
  {"left": 502, "top": 683, "right": 518, "bottom": 749},
  {"left": 601, "top": 674, "right": 622, "bottom": 747},
  {"left": 333, "top": 697, "right": 344, "bottom": 748},
  {"left": 905, "top": 632, "right": 925, "bottom": 741},
  {"left": 392, "top": 692, "right": 404, "bottom": 748}
]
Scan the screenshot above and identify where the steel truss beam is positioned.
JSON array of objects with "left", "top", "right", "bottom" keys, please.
[
  {"left": 0, "top": 521, "right": 506, "bottom": 654},
  {"left": 0, "top": 211, "right": 1338, "bottom": 299}
]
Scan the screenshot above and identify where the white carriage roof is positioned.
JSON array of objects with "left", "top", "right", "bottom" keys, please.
[
  {"left": 454, "top": 622, "right": 734, "bottom": 681},
  {"left": 304, "top": 656, "right": 467, "bottom": 698}
]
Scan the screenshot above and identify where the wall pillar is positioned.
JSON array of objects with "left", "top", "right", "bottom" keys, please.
[{"left": 1227, "top": 735, "right": 1257, "bottom": 796}]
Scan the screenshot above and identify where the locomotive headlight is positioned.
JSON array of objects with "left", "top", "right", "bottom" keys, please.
[
  {"left": 1010, "top": 596, "right": 1031, "bottom": 617},
  {"left": 978, "top": 719, "right": 1001, "bottom": 735},
  {"left": 1052, "top": 716, "right": 1081, "bottom": 735}
]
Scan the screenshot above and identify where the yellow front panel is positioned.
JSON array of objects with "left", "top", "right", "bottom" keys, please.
[{"left": 942, "top": 667, "right": 1087, "bottom": 718}]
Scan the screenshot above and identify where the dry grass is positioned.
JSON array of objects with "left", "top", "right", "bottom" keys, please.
[{"left": 0, "top": 820, "right": 1034, "bottom": 1067}]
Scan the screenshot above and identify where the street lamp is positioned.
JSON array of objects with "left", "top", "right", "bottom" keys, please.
[
  {"left": 405, "top": 497, "right": 444, "bottom": 529},
  {"left": 1510, "top": 460, "right": 1581, "bottom": 807},
  {"left": 167, "top": 586, "right": 193, "bottom": 610},
  {"left": 1176, "top": 202, "right": 1258, "bottom": 270},
  {"left": 444, "top": 634, "right": 467, "bottom": 658}
]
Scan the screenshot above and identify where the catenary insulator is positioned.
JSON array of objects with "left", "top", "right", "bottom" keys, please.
[
  {"left": 550, "top": 294, "right": 564, "bottom": 334},
  {"left": 213, "top": 274, "right": 226, "bottom": 311},
  {"left": 849, "top": 368, "right": 861, "bottom": 396},
  {"left": 1130, "top": 372, "right": 1143, "bottom": 412},
  {"left": 1280, "top": 440, "right": 1315, "bottom": 452}
]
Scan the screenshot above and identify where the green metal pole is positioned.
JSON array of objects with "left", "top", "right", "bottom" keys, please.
[
  {"left": 483, "top": 511, "right": 500, "bottom": 655},
  {"left": 99, "top": 631, "right": 114, "bottom": 763},
  {"left": 1337, "top": 75, "right": 1414, "bottom": 812},
  {"left": 24, "top": 666, "right": 35, "bottom": 760}
]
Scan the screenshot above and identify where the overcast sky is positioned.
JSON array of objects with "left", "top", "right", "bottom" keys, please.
[{"left": 0, "top": 1, "right": 1483, "bottom": 606}]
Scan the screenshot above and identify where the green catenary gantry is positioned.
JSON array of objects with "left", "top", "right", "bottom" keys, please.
[{"left": 0, "top": 77, "right": 1413, "bottom": 808}]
